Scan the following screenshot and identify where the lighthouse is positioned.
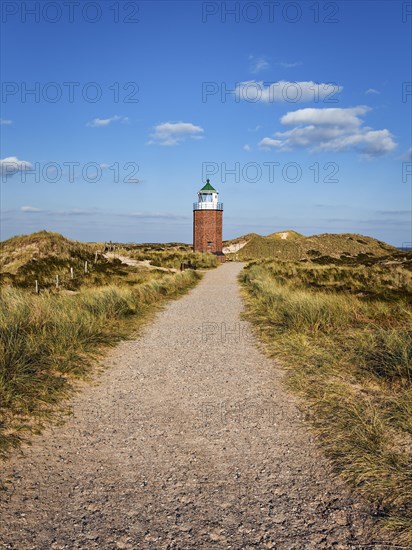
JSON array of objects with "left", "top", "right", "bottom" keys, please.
[{"left": 193, "top": 179, "right": 225, "bottom": 262}]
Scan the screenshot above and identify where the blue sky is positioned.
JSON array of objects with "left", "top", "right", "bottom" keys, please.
[{"left": 1, "top": 0, "right": 411, "bottom": 245}]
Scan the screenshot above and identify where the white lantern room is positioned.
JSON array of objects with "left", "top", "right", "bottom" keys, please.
[{"left": 193, "top": 179, "right": 223, "bottom": 210}]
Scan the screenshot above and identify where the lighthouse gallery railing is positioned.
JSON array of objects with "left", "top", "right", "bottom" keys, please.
[{"left": 193, "top": 202, "right": 223, "bottom": 210}]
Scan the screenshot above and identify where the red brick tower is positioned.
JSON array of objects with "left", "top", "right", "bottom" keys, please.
[{"left": 193, "top": 180, "right": 225, "bottom": 262}]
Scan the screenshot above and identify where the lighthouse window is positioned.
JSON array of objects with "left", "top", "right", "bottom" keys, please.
[{"left": 207, "top": 241, "right": 213, "bottom": 246}]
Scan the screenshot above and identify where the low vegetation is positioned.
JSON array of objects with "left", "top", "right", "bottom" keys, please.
[
  {"left": 126, "top": 249, "right": 219, "bottom": 269},
  {"left": 240, "top": 259, "right": 412, "bottom": 544},
  {"left": 265, "top": 229, "right": 304, "bottom": 240},
  {"left": 225, "top": 230, "right": 403, "bottom": 265},
  {"left": 0, "top": 231, "right": 206, "bottom": 458},
  {"left": 96, "top": 241, "right": 219, "bottom": 269},
  {"left": 222, "top": 232, "right": 259, "bottom": 247},
  {"left": 0, "top": 231, "right": 100, "bottom": 274}
]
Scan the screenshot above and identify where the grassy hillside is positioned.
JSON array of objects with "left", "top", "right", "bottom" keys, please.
[
  {"left": 266, "top": 230, "right": 304, "bottom": 240},
  {"left": 0, "top": 231, "right": 205, "bottom": 458},
  {"left": 0, "top": 231, "right": 218, "bottom": 290},
  {"left": 222, "top": 232, "right": 260, "bottom": 247},
  {"left": 0, "top": 231, "right": 100, "bottom": 273},
  {"left": 234, "top": 232, "right": 400, "bottom": 263},
  {"left": 241, "top": 260, "right": 412, "bottom": 544},
  {"left": 111, "top": 242, "right": 193, "bottom": 253},
  {"left": 0, "top": 231, "right": 107, "bottom": 290}
]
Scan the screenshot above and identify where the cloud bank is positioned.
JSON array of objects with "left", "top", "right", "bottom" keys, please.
[
  {"left": 87, "top": 115, "right": 129, "bottom": 127},
  {"left": 0, "top": 156, "right": 33, "bottom": 177},
  {"left": 258, "top": 106, "right": 396, "bottom": 158},
  {"left": 149, "top": 122, "right": 204, "bottom": 146}
]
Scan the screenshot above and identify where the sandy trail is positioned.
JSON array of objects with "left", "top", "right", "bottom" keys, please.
[
  {"left": 103, "top": 253, "right": 177, "bottom": 273},
  {"left": 0, "top": 263, "right": 379, "bottom": 549}
]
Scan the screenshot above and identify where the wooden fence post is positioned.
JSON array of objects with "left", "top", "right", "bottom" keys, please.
[
  {"left": 85, "top": 261, "right": 88, "bottom": 274},
  {"left": 70, "top": 267, "right": 74, "bottom": 279},
  {"left": 35, "top": 280, "right": 39, "bottom": 294},
  {"left": 56, "top": 275, "right": 59, "bottom": 289}
]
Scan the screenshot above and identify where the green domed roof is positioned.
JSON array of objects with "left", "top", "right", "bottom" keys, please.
[{"left": 199, "top": 179, "right": 217, "bottom": 192}]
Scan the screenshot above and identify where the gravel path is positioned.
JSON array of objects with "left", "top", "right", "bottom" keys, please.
[{"left": 0, "top": 263, "right": 381, "bottom": 549}]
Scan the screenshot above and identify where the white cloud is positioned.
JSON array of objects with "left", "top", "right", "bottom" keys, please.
[
  {"left": 87, "top": 115, "right": 129, "bottom": 127},
  {"left": 258, "top": 138, "right": 284, "bottom": 150},
  {"left": 235, "top": 80, "right": 342, "bottom": 103},
  {"left": 0, "top": 119, "right": 13, "bottom": 125},
  {"left": 56, "top": 209, "right": 94, "bottom": 216},
  {"left": 21, "top": 206, "right": 44, "bottom": 213},
  {"left": 249, "top": 55, "right": 269, "bottom": 74},
  {"left": 0, "top": 156, "right": 33, "bottom": 177},
  {"left": 365, "top": 88, "right": 380, "bottom": 95},
  {"left": 243, "top": 144, "right": 251, "bottom": 152},
  {"left": 149, "top": 122, "right": 204, "bottom": 146},
  {"left": 280, "top": 106, "right": 369, "bottom": 127},
  {"left": 324, "top": 129, "right": 396, "bottom": 156},
  {"left": 20, "top": 206, "right": 96, "bottom": 216},
  {"left": 258, "top": 106, "right": 396, "bottom": 158}
]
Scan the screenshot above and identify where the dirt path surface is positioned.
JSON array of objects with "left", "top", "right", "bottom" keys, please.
[{"left": 0, "top": 263, "right": 381, "bottom": 549}]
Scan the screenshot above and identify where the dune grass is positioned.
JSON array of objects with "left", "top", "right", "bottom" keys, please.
[
  {"left": 240, "top": 260, "right": 412, "bottom": 544},
  {"left": 126, "top": 249, "right": 219, "bottom": 269},
  {"left": 234, "top": 232, "right": 402, "bottom": 263},
  {"left": 0, "top": 269, "right": 200, "bottom": 458},
  {"left": 0, "top": 230, "right": 101, "bottom": 273}
]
